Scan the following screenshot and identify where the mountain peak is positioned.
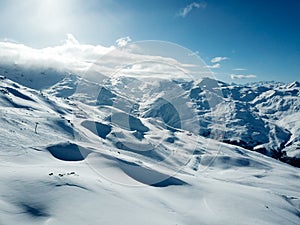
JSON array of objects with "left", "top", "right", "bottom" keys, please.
[{"left": 287, "top": 81, "right": 300, "bottom": 88}]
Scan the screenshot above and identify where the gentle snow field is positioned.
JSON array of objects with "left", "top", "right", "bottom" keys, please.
[{"left": 0, "top": 40, "right": 299, "bottom": 224}]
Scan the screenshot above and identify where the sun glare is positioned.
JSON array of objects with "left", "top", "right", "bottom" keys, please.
[{"left": 34, "top": 0, "right": 71, "bottom": 33}]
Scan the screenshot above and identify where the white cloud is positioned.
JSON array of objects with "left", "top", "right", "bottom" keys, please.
[
  {"left": 230, "top": 74, "right": 257, "bottom": 79},
  {"left": 178, "top": 2, "right": 207, "bottom": 18},
  {"left": 206, "top": 63, "right": 220, "bottom": 69},
  {"left": 0, "top": 34, "right": 212, "bottom": 82},
  {"left": 211, "top": 57, "right": 228, "bottom": 63},
  {"left": 232, "top": 68, "right": 247, "bottom": 71},
  {"left": 0, "top": 34, "right": 114, "bottom": 73},
  {"left": 116, "top": 36, "right": 132, "bottom": 47},
  {"left": 65, "top": 33, "right": 79, "bottom": 45}
]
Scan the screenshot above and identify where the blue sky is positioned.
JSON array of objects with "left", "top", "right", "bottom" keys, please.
[{"left": 0, "top": 0, "right": 299, "bottom": 83}]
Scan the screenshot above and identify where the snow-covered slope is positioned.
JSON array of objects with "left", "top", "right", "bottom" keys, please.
[
  {"left": 0, "top": 67, "right": 300, "bottom": 225},
  {"left": 181, "top": 78, "right": 300, "bottom": 165}
]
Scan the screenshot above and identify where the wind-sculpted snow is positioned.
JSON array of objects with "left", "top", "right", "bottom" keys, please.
[
  {"left": 81, "top": 120, "right": 112, "bottom": 139},
  {"left": 47, "top": 143, "right": 92, "bottom": 161},
  {"left": 117, "top": 158, "right": 188, "bottom": 187}
]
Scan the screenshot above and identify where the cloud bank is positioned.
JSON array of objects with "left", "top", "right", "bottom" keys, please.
[
  {"left": 0, "top": 35, "right": 212, "bottom": 82},
  {"left": 0, "top": 34, "right": 114, "bottom": 73}
]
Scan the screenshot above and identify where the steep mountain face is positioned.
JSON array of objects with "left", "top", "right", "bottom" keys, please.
[
  {"left": 170, "top": 80, "right": 297, "bottom": 164},
  {"left": 251, "top": 82, "right": 300, "bottom": 166},
  {"left": 188, "top": 79, "right": 300, "bottom": 166}
]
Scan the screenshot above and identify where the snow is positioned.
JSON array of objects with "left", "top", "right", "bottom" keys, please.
[
  {"left": 0, "top": 39, "right": 300, "bottom": 224},
  {"left": 0, "top": 72, "right": 300, "bottom": 225}
]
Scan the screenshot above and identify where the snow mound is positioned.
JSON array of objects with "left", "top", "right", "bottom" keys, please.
[
  {"left": 81, "top": 120, "right": 112, "bottom": 139},
  {"left": 117, "top": 159, "right": 188, "bottom": 187},
  {"left": 47, "top": 143, "right": 92, "bottom": 161}
]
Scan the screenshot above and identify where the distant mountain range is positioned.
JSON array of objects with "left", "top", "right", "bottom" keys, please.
[{"left": 0, "top": 64, "right": 299, "bottom": 168}]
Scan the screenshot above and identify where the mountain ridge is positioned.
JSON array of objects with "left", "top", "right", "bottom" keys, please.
[{"left": 1, "top": 64, "right": 299, "bottom": 167}]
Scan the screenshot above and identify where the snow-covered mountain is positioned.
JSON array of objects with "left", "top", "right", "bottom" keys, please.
[
  {"left": 0, "top": 63, "right": 300, "bottom": 225},
  {"left": 189, "top": 79, "right": 300, "bottom": 166}
]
